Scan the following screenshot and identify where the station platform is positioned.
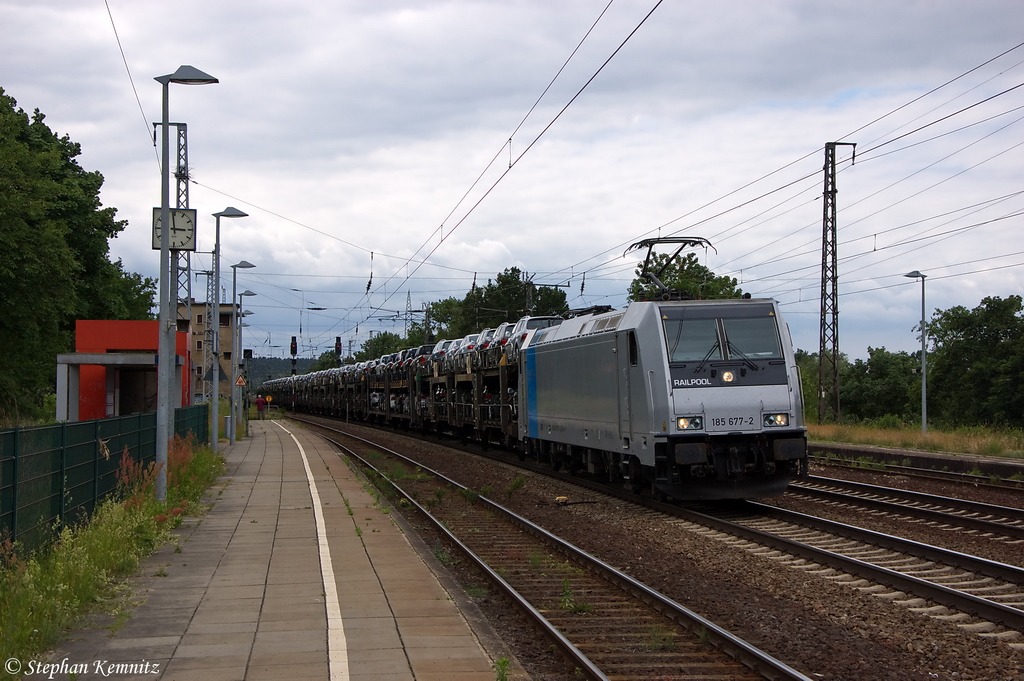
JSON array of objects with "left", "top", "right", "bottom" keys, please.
[{"left": 49, "top": 420, "right": 506, "bottom": 680}]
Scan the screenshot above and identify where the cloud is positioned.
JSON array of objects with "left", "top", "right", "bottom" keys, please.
[{"left": 2, "top": 0, "right": 1023, "bottom": 359}]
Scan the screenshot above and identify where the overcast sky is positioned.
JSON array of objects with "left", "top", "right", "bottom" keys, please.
[{"left": 3, "top": 0, "right": 1023, "bottom": 362}]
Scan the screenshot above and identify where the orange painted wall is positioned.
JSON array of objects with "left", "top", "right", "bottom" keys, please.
[{"left": 75, "top": 320, "right": 191, "bottom": 420}]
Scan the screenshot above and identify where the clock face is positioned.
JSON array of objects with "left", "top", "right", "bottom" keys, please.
[{"left": 152, "top": 208, "right": 198, "bottom": 251}]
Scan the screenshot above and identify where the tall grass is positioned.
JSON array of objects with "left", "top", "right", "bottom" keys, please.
[
  {"left": 808, "top": 423, "right": 1024, "bottom": 458},
  {"left": 0, "top": 435, "right": 224, "bottom": 667}
]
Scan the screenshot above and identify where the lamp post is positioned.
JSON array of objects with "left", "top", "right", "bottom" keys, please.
[
  {"left": 904, "top": 270, "right": 927, "bottom": 433},
  {"left": 228, "top": 259, "right": 256, "bottom": 445},
  {"left": 155, "top": 65, "right": 217, "bottom": 503},
  {"left": 229, "top": 258, "right": 256, "bottom": 445},
  {"left": 234, "top": 299, "right": 255, "bottom": 440},
  {"left": 239, "top": 321, "right": 251, "bottom": 436},
  {"left": 211, "top": 208, "right": 248, "bottom": 449}
]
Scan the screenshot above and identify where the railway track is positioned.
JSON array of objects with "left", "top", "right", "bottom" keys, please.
[
  {"left": 808, "top": 453, "right": 1024, "bottom": 490},
  {"left": 299, "top": 417, "right": 813, "bottom": 681},
  {"left": 684, "top": 501, "right": 1024, "bottom": 646},
  {"left": 787, "top": 476, "right": 1024, "bottom": 542},
  {"left": 295, "top": 414, "right": 1024, "bottom": 658}
]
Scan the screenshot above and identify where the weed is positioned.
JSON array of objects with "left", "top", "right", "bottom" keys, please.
[
  {"left": 504, "top": 475, "right": 526, "bottom": 503},
  {"left": 559, "top": 578, "right": 591, "bottom": 614},
  {"left": 434, "top": 488, "right": 446, "bottom": 505},
  {"left": 479, "top": 483, "right": 494, "bottom": 498},
  {"left": 458, "top": 487, "right": 479, "bottom": 503},
  {"left": 696, "top": 624, "right": 709, "bottom": 644},
  {"left": 646, "top": 624, "right": 677, "bottom": 652},
  {"left": 978, "top": 441, "right": 1005, "bottom": 456},
  {"left": 528, "top": 552, "right": 544, "bottom": 570},
  {"left": 493, "top": 656, "right": 511, "bottom": 681},
  {"left": 466, "top": 583, "right": 488, "bottom": 598},
  {"left": 432, "top": 540, "right": 460, "bottom": 567},
  {"left": 108, "top": 606, "right": 133, "bottom": 634},
  {"left": 153, "top": 566, "right": 167, "bottom": 578},
  {"left": 854, "top": 456, "right": 885, "bottom": 471}
]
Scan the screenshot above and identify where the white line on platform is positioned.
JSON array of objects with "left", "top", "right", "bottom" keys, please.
[{"left": 274, "top": 422, "right": 349, "bottom": 681}]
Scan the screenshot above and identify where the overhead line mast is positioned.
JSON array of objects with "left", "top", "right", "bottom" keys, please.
[{"left": 818, "top": 142, "right": 856, "bottom": 424}]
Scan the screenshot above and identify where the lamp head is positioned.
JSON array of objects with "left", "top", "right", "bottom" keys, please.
[
  {"left": 156, "top": 65, "right": 219, "bottom": 86},
  {"left": 904, "top": 270, "right": 926, "bottom": 279},
  {"left": 233, "top": 260, "right": 256, "bottom": 269},
  {"left": 214, "top": 207, "right": 248, "bottom": 219},
  {"left": 240, "top": 290, "right": 257, "bottom": 297}
]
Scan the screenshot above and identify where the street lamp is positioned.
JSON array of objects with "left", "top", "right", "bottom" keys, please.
[
  {"left": 229, "top": 261, "right": 256, "bottom": 446},
  {"left": 904, "top": 270, "right": 928, "bottom": 433},
  {"left": 229, "top": 261, "right": 256, "bottom": 445},
  {"left": 239, "top": 321, "right": 252, "bottom": 435},
  {"left": 211, "top": 208, "right": 248, "bottom": 449},
  {"left": 155, "top": 65, "right": 217, "bottom": 503}
]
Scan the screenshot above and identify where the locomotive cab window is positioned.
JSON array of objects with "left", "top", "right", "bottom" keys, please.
[
  {"left": 628, "top": 330, "right": 638, "bottom": 366},
  {"left": 663, "top": 318, "right": 721, "bottom": 363},
  {"left": 721, "top": 317, "right": 782, "bottom": 359},
  {"left": 661, "top": 304, "right": 782, "bottom": 363}
]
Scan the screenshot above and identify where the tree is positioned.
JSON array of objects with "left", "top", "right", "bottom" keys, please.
[
  {"left": 628, "top": 252, "right": 742, "bottom": 301},
  {"left": 310, "top": 351, "right": 340, "bottom": 372},
  {"left": 927, "top": 295, "right": 1024, "bottom": 427},
  {"left": 0, "top": 90, "right": 155, "bottom": 422},
  {"left": 427, "top": 268, "right": 568, "bottom": 339},
  {"left": 793, "top": 349, "right": 819, "bottom": 423},
  {"left": 840, "top": 347, "right": 918, "bottom": 422},
  {"left": 354, "top": 332, "right": 404, "bottom": 362}
]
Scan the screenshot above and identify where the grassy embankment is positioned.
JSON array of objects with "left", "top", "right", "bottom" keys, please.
[
  {"left": 807, "top": 423, "right": 1024, "bottom": 460},
  {"left": 0, "top": 435, "right": 225, "bottom": 669}
]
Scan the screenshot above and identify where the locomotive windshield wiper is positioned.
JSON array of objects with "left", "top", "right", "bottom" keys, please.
[
  {"left": 726, "top": 341, "right": 759, "bottom": 372},
  {"left": 694, "top": 341, "right": 720, "bottom": 373}
]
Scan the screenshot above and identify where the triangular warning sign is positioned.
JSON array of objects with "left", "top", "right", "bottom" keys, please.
[{"left": 235, "top": 375, "right": 247, "bottom": 386}]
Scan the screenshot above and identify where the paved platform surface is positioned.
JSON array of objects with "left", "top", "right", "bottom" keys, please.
[{"left": 49, "top": 420, "right": 501, "bottom": 680}]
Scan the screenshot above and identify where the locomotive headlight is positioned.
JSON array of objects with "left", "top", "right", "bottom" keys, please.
[
  {"left": 763, "top": 413, "right": 789, "bottom": 427},
  {"left": 677, "top": 416, "right": 703, "bottom": 430},
  {"left": 722, "top": 371, "right": 735, "bottom": 383}
]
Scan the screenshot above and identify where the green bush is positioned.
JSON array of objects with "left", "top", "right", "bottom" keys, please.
[{"left": 0, "top": 435, "right": 224, "bottom": 667}]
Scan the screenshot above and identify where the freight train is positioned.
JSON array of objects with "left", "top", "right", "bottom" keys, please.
[{"left": 261, "top": 295, "right": 808, "bottom": 501}]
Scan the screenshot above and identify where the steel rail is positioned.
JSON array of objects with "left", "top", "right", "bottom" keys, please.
[
  {"left": 789, "top": 477, "right": 1024, "bottom": 540},
  {"left": 302, "top": 417, "right": 815, "bottom": 681},
  {"left": 808, "top": 454, "right": 1024, "bottom": 490},
  {"left": 295, "top": 415, "right": 1024, "bottom": 647},
  {"left": 689, "top": 501, "right": 1024, "bottom": 631},
  {"left": 321, "top": 433, "right": 610, "bottom": 681}
]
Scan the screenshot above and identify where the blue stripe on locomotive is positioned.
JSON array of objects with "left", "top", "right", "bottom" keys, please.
[{"left": 525, "top": 346, "right": 539, "bottom": 439}]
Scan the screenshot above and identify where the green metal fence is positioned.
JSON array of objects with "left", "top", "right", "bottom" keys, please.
[{"left": 0, "top": 405, "right": 208, "bottom": 552}]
